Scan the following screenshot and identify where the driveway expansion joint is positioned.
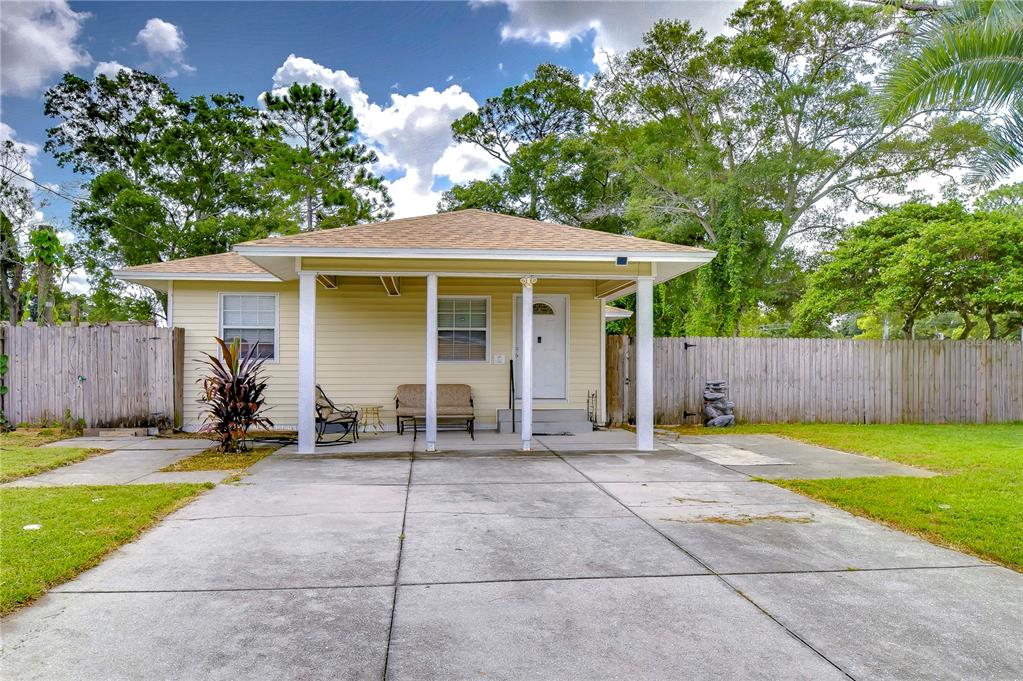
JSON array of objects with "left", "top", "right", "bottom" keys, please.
[
  {"left": 382, "top": 452, "right": 414, "bottom": 680},
  {"left": 538, "top": 439, "right": 858, "bottom": 681}
]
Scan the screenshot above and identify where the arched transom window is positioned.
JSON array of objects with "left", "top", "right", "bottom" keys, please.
[{"left": 532, "top": 302, "right": 555, "bottom": 315}]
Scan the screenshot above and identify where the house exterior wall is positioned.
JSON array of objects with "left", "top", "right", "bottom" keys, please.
[{"left": 172, "top": 276, "right": 602, "bottom": 429}]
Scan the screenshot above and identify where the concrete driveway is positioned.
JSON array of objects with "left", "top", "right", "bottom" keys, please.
[{"left": 3, "top": 439, "right": 1021, "bottom": 680}]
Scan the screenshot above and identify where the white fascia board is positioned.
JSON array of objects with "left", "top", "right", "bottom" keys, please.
[
  {"left": 112, "top": 270, "right": 281, "bottom": 282},
  {"left": 233, "top": 245, "right": 717, "bottom": 264}
]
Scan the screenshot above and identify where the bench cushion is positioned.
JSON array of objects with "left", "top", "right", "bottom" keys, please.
[
  {"left": 396, "top": 384, "right": 472, "bottom": 410},
  {"left": 397, "top": 406, "right": 474, "bottom": 418}
]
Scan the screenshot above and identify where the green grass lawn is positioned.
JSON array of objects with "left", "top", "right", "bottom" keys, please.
[
  {"left": 0, "top": 484, "right": 210, "bottom": 613},
  {"left": 160, "top": 445, "right": 278, "bottom": 472},
  {"left": 0, "top": 429, "right": 106, "bottom": 483},
  {"left": 670, "top": 423, "right": 1023, "bottom": 570}
]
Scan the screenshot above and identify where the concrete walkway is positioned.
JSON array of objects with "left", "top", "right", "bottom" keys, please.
[
  {"left": 3, "top": 436, "right": 231, "bottom": 487},
  {"left": 2, "top": 439, "right": 1021, "bottom": 680}
]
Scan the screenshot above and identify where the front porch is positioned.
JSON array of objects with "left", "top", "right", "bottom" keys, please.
[{"left": 288, "top": 268, "right": 659, "bottom": 454}]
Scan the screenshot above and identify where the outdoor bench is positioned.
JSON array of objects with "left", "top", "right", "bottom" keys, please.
[{"left": 395, "top": 384, "right": 475, "bottom": 440}]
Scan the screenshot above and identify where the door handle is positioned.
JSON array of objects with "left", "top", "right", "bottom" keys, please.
[{"left": 537, "top": 336, "right": 542, "bottom": 344}]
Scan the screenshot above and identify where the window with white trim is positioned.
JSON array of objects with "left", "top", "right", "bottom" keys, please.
[
  {"left": 221, "top": 294, "right": 277, "bottom": 360},
  {"left": 438, "top": 297, "right": 488, "bottom": 362}
]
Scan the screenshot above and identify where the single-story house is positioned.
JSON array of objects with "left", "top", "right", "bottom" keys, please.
[{"left": 115, "top": 210, "right": 715, "bottom": 452}]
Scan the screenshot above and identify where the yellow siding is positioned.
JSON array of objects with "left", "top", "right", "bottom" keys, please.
[{"left": 173, "top": 277, "right": 601, "bottom": 428}]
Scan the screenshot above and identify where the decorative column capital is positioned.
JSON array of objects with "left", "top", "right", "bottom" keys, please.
[{"left": 520, "top": 276, "right": 538, "bottom": 288}]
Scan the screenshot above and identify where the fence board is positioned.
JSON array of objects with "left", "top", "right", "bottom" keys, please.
[
  {"left": 606, "top": 335, "right": 1023, "bottom": 425},
  {"left": 2, "top": 324, "right": 183, "bottom": 427}
]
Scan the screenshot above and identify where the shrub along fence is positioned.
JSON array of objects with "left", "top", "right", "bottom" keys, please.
[
  {"left": 0, "top": 323, "right": 184, "bottom": 428},
  {"left": 606, "top": 335, "right": 1023, "bottom": 426}
]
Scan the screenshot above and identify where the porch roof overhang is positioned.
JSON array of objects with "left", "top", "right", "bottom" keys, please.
[{"left": 113, "top": 209, "right": 716, "bottom": 297}]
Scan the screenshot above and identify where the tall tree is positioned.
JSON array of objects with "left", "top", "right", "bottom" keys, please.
[
  {"left": 882, "top": 0, "right": 1023, "bottom": 179},
  {"left": 44, "top": 70, "right": 176, "bottom": 181},
  {"left": 0, "top": 140, "right": 35, "bottom": 322},
  {"left": 598, "top": 0, "right": 986, "bottom": 335},
  {"left": 444, "top": 64, "right": 630, "bottom": 232},
  {"left": 263, "top": 82, "right": 391, "bottom": 230},
  {"left": 791, "top": 202, "right": 1023, "bottom": 339},
  {"left": 45, "top": 72, "right": 292, "bottom": 314}
]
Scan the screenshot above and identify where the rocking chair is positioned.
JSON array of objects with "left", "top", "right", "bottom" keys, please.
[{"left": 315, "top": 385, "right": 359, "bottom": 445}]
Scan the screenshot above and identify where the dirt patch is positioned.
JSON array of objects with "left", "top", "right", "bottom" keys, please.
[{"left": 663, "top": 513, "right": 815, "bottom": 526}]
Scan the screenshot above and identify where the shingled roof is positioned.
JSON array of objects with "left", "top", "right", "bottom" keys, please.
[
  {"left": 116, "top": 251, "right": 275, "bottom": 277},
  {"left": 116, "top": 210, "right": 714, "bottom": 279},
  {"left": 236, "top": 209, "right": 711, "bottom": 255}
]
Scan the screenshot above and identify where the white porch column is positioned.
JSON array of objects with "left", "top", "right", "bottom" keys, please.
[
  {"left": 297, "top": 271, "right": 317, "bottom": 453},
  {"left": 635, "top": 276, "right": 655, "bottom": 451},
  {"left": 520, "top": 276, "right": 537, "bottom": 451},
  {"left": 425, "top": 273, "right": 438, "bottom": 452},
  {"left": 599, "top": 299, "right": 607, "bottom": 426}
]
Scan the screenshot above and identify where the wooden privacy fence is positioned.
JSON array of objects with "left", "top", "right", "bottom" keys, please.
[
  {"left": 606, "top": 335, "right": 1023, "bottom": 425},
  {"left": 1, "top": 323, "right": 184, "bottom": 428}
]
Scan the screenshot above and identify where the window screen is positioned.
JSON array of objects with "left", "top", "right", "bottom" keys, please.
[
  {"left": 221, "top": 294, "right": 277, "bottom": 360},
  {"left": 438, "top": 297, "right": 488, "bottom": 362}
]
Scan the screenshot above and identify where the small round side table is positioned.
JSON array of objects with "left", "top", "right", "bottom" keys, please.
[{"left": 358, "top": 405, "right": 385, "bottom": 434}]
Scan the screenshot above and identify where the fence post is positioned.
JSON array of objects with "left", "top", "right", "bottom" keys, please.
[{"left": 173, "top": 327, "right": 185, "bottom": 429}]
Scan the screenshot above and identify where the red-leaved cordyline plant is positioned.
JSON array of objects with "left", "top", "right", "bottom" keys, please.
[{"left": 197, "top": 337, "right": 273, "bottom": 452}]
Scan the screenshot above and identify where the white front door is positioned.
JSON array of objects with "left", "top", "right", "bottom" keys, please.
[{"left": 514, "top": 295, "right": 568, "bottom": 399}]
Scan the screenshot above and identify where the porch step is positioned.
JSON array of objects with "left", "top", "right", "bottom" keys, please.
[{"left": 496, "top": 408, "right": 593, "bottom": 435}]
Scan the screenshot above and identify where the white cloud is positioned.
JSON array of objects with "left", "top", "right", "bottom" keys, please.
[
  {"left": 269, "top": 56, "right": 491, "bottom": 218},
  {"left": 433, "top": 143, "right": 503, "bottom": 184},
  {"left": 0, "top": 0, "right": 91, "bottom": 95},
  {"left": 270, "top": 54, "right": 366, "bottom": 110},
  {"left": 93, "top": 61, "right": 133, "bottom": 78},
  {"left": 135, "top": 18, "right": 193, "bottom": 76},
  {"left": 479, "top": 0, "right": 739, "bottom": 69}
]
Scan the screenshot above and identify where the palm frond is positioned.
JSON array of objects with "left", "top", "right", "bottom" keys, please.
[
  {"left": 882, "top": 0, "right": 1023, "bottom": 120},
  {"left": 967, "top": 101, "right": 1023, "bottom": 183}
]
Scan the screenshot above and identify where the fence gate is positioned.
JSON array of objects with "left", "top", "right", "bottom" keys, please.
[{"left": 1, "top": 323, "right": 185, "bottom": 428}]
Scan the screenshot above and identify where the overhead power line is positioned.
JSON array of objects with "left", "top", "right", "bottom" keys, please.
[{"left": 0, "top": 163, "right": 171, "bottom": 251}]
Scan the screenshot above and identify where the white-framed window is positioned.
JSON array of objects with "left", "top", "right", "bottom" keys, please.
[
  {"left": 219, "top": 293, "right": 278, "bottom": 361},
  {"left": 438, "top": 296, "right": 489, "bottom": 362}
]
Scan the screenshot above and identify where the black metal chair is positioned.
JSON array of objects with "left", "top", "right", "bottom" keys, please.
[{"left": 315, "top": 385, "right": 359, "bottom": 445}]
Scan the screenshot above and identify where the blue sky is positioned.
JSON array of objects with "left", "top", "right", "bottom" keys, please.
[{"left": 1, "top": 0, "right": 738, "bottom": 227}]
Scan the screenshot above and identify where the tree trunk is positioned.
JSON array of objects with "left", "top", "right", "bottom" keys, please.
[
  {"left": 0, "top": 261, "right": 23, "bottom": 323},
  {"left": 306, "top": 192, "right": 314, "bottom": 231},
  {"left": 900, "top": 315, "right": 915, "bottom": 339},
  {"left": 37, "top": 259, "right": 54, "bottom": 324},
  {"left": 956, "top": 312, "right": 974, "bottom": 340},
  {"left": 985, "top": 306, "right": 998, "bottom": 339}
]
